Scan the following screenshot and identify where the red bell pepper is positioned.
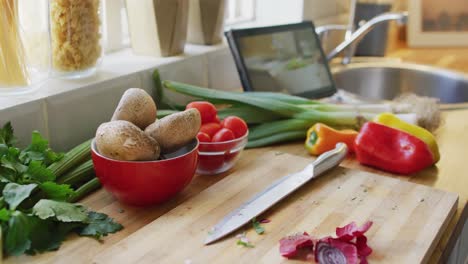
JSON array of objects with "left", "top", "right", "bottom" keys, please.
[{"left": 354, "top": 122, "right": 434, "bottom": 175}]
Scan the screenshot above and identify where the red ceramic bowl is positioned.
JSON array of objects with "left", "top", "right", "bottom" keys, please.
[
  {"left": 91, "top": 139, "right": 199, "bottom": 206},
  {"left": 197, "top": 131, "right": 248, "bottom": 175}
]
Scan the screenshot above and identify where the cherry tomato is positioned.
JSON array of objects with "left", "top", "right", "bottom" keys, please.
[
  {"left": 200, "top": 123, "right": 222, "bottom": 137},
  {"left": 186, "top": 101, "right": 217, "bottom": 124},
  {"left": 212, "top": 128, "right": 235, "bottom": 142},
  {"left": 221, "top": 116, "right": 248, "bottom": 138},
  {"left": 197, "top": 154, "right": 225, "bottom": 173},
  {"left": 214, "top": 115, "right": 221, "bottom": 124},
  {"left": 197, "top": 132, "right": 211, "bottom": 142}
]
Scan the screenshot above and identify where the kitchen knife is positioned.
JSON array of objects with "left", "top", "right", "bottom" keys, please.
[{"left": 205, "top": 143, "right": 348, "bottom": 245}]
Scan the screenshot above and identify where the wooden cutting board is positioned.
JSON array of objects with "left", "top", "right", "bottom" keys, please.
[{"left": 94, "top": 151, "right": 458, "bottom": 264}]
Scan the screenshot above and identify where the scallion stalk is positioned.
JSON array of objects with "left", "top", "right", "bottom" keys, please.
[
  {"left": 249, "top": 119, "right": 313, "bottom": 141},
  {"left": 163, "top": 81, "right": 306, "bottom": 117},
  {"left": 246, "top": 131, "right": 307, "bottom": 149},
  {"left": 218, "top": 104, "right": 280, "bottom": 124}
]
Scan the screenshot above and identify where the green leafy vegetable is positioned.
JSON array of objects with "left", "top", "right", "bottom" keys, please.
[
  {"left": 0, "top": 122, "right": 122, "bottom": 256},
  {"left": 0, "top": 208, "right": 11, "bottom": 221},
  {"left": 24, "top": 161, "right": 55, "bottom": 183},
  {"left": 40, "top": 182, "right": 75, "bottom": 201},
  {"left": 1, "top": 147, "right": 27, "bottom": 180},
  {"left": 3, "top": 183, "right": 37, "bottom": 210},
  {"left": 26, "top": 218, "right": 81, "bottom": 254},
  {"left": 252, "top": 217, "right": 265, "bottom": 235},
  {"left": 78, "top": 212, "right": 123, "bottom": 239},
  {"left": 32, "top": 199, "right": 88, "bottom": 222},
  {"left": 20, "top": 131, "right": 63, "bottom": 166},
  {"left": 0, "top": 122, "right": 16, "bottom": 146},
  {"left": 5, "top": 211, "right": 32, "bottom": 256}
]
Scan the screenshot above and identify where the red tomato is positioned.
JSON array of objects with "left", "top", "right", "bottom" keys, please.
[
  {"left": 186, "top": 101, "right": 217, "bottom": 124},
  {"left": 214, "top": 115, "right": 221, "bottom": 124},
  {"left": 221, "top": 116, "right": 248, "bottom": 138},
  {"left": 197, "top": 154, "right": 225, "bottom": 173},
  {"left": 197, "top": 132, "right": 211, "bottom": 142},
  {"left": 200, "top": 123, "right": 222, "bottom": 137},
  {"left": 212, "top": 128, "right": 235, "bottom": 142}
]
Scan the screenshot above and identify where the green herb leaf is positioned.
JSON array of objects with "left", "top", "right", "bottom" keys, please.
[
  {"left": 26, "top": 217, "right": 82, "bottom": 254},
  {"left": 5, "top": 211, "right": 31, "bottom": 256},
  {"left": 0, "top": 122, "right": 17, "bottom": 147},
  {"left": 40, "top": 182, "right": 75, "bottom": 201},
  {"left": 0, "top": 208, "right": 12, "bottom": 221},
  {"left": 32, "top": 199, "right": 88, "bottom": 223},
  {"left": 78, "top": 212, "right": 123, "bottom": 239},
  {"left": 252, "top": 218, "right": 265, "bottom": 235},
  {"left": 0, "top": 143, "right": 9, "bottom": 156},
  {"left": 3, "top": 183, "right": 37, "bottom": 210},
  {"left": 1, "top": 147, "right": 27, "bottom": 177},
  {"left": 24, "top": 161, "right": 55, "bottom": 183},
  {"left": 20, "top": 132, "right": 63, "bottom": 166},
  {"left": 236, "top": 240, "right": 254, "bottom": 248}
]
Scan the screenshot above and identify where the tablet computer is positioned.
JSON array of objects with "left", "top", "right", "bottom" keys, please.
[{"left": 225, "top": 21, "right": 336, "bottom": 99}]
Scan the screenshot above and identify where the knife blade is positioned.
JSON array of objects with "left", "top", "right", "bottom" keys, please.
[{"left": 205, "top": 143, "right": 348, "bottom": 245}]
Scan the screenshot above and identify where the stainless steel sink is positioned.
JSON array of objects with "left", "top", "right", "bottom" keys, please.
[{"left": 332, "top": 62, "right": 468, "bottom": 103}]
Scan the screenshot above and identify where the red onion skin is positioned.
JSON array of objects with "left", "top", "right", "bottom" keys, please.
[{"left": 315, "top": 242, "right": 347, "bottom": 264}]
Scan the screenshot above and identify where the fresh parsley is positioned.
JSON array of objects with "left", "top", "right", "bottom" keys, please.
[{"left": 0, "top": 122, "right": 123, "bottom": 256}]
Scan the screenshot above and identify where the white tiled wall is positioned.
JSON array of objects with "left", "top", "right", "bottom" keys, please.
[
  {"left": 206, "top": 47, "right": 242, "bottom": 92},
  {"left": 156, "top": 52, "right": 210, "bottom": 106},
  {"left": 0, "top": 100, "right": 48, "bottom": 148}
]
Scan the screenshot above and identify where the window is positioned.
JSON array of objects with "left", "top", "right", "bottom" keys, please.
[
  {"left": 102, "top": 0, "right": 130, "bottom": 53},
  {"left": 225, "top": 0, "right": 256, "bottom": 25}
]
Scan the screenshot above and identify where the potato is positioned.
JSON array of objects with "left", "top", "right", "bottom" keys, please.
[
  {"left": 145, "top": 108, "right": 201, "bottom": 153},
  {"left": 111, "top": 88, "right": 157, "bottom": 129},
  {"left": 95, "top": 120, "right": 161, "bottom": 161}
]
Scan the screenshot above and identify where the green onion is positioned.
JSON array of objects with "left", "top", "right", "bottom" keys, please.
[
  {"left": 163, "top": 81, "right": 306, "bottom": 117},
  {"left": 157, "top": 109, "right": 180, "bottom": 119},
  {"left": 246, "top": 131, "right": 307, "bottom": 149},
  {"left": 243, "top": 92, "right": 320, "bottom": 105},
  {"left": 218, "top": 104, "right": 280, "bottom": 124},
  {"left": 249, "top": 119, "right": 312, "bottom": 141},
  {"left": 156, "top": 71, "right": 433, "bottom": 148}
]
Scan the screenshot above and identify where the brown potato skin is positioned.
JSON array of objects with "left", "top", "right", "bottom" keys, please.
[
  {"left": 145, "top": 109, "right": 201, "bottom": 153},
  {"left": 96, "top": 120, "right": 161, "bottom": 161},
  {"left": 111, "top": 88, "right": 157, "bottom": 129}
]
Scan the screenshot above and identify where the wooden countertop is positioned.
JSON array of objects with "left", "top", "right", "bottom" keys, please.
[{"left": 7, "top": 47, "right": 468, "bottom": 263}]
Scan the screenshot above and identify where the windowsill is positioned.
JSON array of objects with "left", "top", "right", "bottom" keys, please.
[{"left": 0, "top": 43, "right": 229, "bottom": 111}]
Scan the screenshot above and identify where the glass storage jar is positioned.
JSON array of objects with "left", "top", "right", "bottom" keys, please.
[
  {"left": 0, "top": 0, "right": 51, "bottom": 95},
  {"left": 49, "top": 0, "right": 103, "bottom": 79}
]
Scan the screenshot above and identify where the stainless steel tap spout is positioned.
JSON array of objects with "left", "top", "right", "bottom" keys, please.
[{"left": 320, "top": 11, "right": 408, "bottom": 63}]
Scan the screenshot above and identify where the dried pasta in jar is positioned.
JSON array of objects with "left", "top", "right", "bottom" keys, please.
[{"left": 49, "top": 0, "right": 102, "bottom": 74}]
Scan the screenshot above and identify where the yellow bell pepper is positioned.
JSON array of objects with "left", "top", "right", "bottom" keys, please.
[
  {"left": 374, "top": 113, "right": 440, "bottom": 162},
  {"left": 305, "top": 123, "right": 358, "bottom": 156}
]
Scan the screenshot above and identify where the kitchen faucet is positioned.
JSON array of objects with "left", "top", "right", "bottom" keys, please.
[{"left": 315, "top": 11, "right": 408, "bottom": 64}]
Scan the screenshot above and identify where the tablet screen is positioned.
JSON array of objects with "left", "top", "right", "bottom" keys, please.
[{"left": 227, "top": 22, "right": 336, "bottom": 98}]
